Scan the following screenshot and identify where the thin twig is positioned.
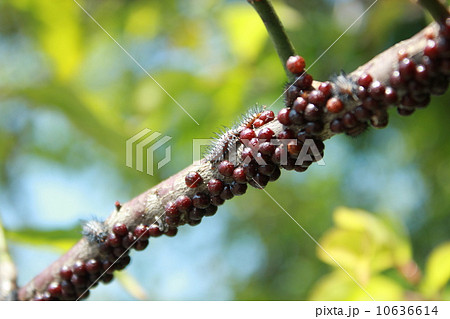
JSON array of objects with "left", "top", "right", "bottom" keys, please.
[
  {"left": 248, "top": 0, "right": 297, "bottom": 82},
  {"left": 417, "top": 0, "right": 450, "bottom": 22}
]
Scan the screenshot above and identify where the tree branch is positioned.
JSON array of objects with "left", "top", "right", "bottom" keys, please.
[
  {"left": 417, "top": 0, "right": 450, "bottom": 22},
  {"left": 248, "top": 0, "right": 297, "bottom": 82},
  {"left": 17, "top": 18, "right": 449, "bottom": 300}
]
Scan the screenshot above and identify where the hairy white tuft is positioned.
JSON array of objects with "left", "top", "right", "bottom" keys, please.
[
  {"left": 204, "top": 105, "right": 266, "bottom": 165},
  {"left": 204, "top": 128, "right": 240, "bottom": 164},
  {"left": 81, "top": 219, "right": 108, "bottom": 244},
  {"left": 331, "top": 72, "right": 358, "bottom": 101}
]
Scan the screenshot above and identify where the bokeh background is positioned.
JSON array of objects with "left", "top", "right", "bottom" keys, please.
[{"left": 0, "top": 0, "right": 449, "bottom": 300}]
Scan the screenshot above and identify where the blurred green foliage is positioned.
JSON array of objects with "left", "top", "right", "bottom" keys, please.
[
  {"left": 0, "top": 0, "right": 449, "bottom": 300},
  {"left": 311, "top": 207, "right": 450, "bottom": 300}
]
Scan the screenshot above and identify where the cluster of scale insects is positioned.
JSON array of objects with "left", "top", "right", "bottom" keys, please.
[
  {"left": 31, "top": 20, "right": 450, "bottom": 301},
  {"left": 32, "top": 202, "right": 177, "bottom": 301},
  {"left": 279, "top": 22, "right": 450, "bottom": 137}
]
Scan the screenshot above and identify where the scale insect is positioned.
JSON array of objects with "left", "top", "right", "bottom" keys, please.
[
  {"left": 204, "top": 105, "right": 266, "bottom": 164},
  {"left": 235, "top": 104, "right": 266, "bottom": 130},
  {"left": 81, "top": 219, "right": 108, "bottom": 244}
]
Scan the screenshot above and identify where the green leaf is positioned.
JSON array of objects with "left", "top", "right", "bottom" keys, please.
[
  {"left": 420, "top": 242, "right": 450, "bottom": 297},
  {"left": 309, "top": 270, "right": 358, "bottom": 301},
  {"left": 319, "top": 207, "right": 412, "bottom": 278},
  {"left": 334, "top": 207, "right": 388, "bottom": 242},
  {"left": 32, "top": 0, "right": 83, "bottom": 80},
  {"left": 309, "top": 270, "right": 404, "bottom": 301},
  {"left": 318, "top": 228, "right": 391, "bottom": 281},
  {"left": 115, "top": 271, "right": 149, "bottom": 300},
  {"left": 220, "top": 3, "right": 268, "bottom": 63},
  {"left": 4, "top": 226, "right": 81, "bottom": 252}
]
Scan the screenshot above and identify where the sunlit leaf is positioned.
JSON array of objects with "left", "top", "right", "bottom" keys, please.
[
  {"left": 220, "top": 3, "right": 267, "bottom": 63},
  {"left": 334, "top": 207, "right": 388, "bottom": 242},
  {"left": 335, "top": 207, "right": 411, "bottom": 265},
  {"left": 35, "top": 1, "right": 83, "bottom": 81},
  {"left": 4, "top": 226, "right": 81, "bottom": 252},
  {"left": 318, "top": 228, "right": 391, "bottom": 281},
  {"left": 319, "top": 207, "right": 412, "bottom": 278},
  {"left": 309, "top": 270, "right": 404, "bottom": 301},
  {"left": 420, "top": 242, "right": 450, "bottom": 297},
  {"left": 309, "top": 271, "right": 357, "bottom": 301},
  {"left": 383, "top": 218, "right": 412, "bottom": 267},
  {"left": 364, "top": 275, "right": 404, "bottom": 301},
  {"left": 115, "top": 271, "right": 149, "bottom": 301}
]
